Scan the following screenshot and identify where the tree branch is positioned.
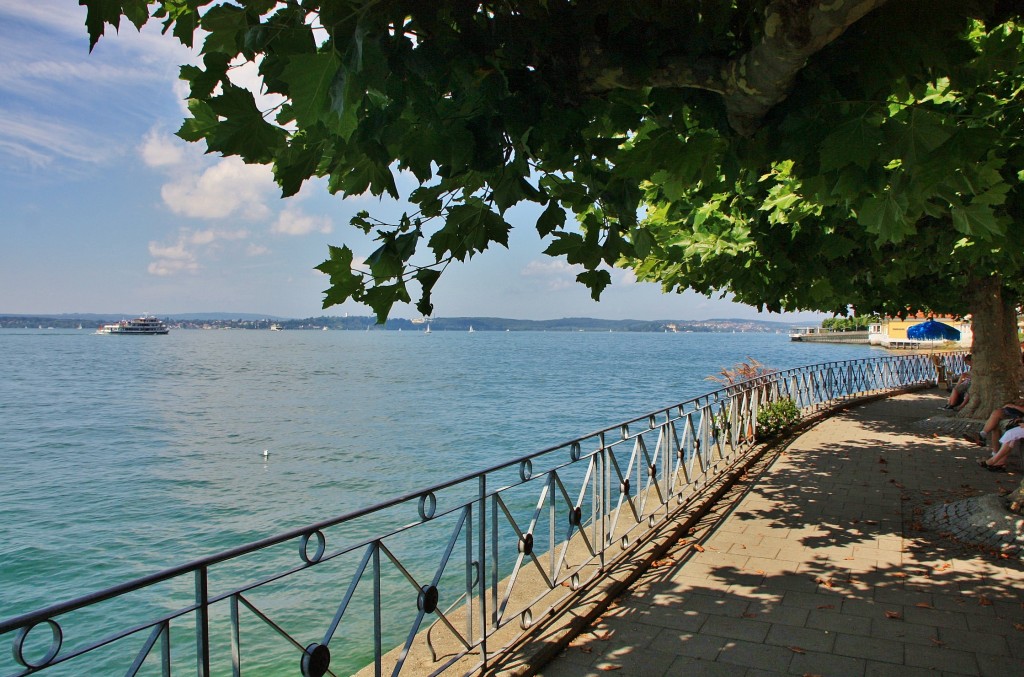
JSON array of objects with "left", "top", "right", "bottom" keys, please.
[{"left": 580, "top": 0, "right": 890, "bottom": 136}]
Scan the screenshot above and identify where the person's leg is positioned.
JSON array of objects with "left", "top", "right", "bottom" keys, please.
[{"left": 986, "top": 441, "right": 1015, "bottom": 467}]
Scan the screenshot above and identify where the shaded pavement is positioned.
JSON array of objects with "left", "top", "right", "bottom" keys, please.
[{"left": 536, "top": 390, "right": 1024, "bottom": 676}]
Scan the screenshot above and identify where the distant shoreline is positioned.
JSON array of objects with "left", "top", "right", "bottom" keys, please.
[{"left": 0, "top": 314, "right": 798, "bottom": 333}]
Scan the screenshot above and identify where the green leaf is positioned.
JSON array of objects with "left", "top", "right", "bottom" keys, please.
[
  {"left": 857, "top": 192, "right": 913, "bottom": 242},
  {"left": 315, "top": 245, "right": 363, "bottom": 308},
  {"left": 543, "top": 232, "right": 602, "bottom": 269},
  {"left": 177, "top": 98, "right": 219, "bottom": 143},
  {"left": 536, "top": 201, "right": 566, "bottom": 237},
  {"left": 281, "top": 52, "right": 341, "bottom": 129},
  {"left": 414, "top": 267, "right": 442, "bottom": 317},
  {"left": 199, "top": 3, "right": 248, "bottom": 55},
  {"left": 576, "top": 269, "right": 612, "bottom": 301},
  {"left": 819, "top": 118, "right": 883, "bottom": 172},
  {"left": 205, "top": 84, "right": 287, "bottom": 163},
  {"left": 951, "top": 201, "right": 1001, "bottom": 238},
  {"left": 273, "top": 137, "right": 322, "bottom": 197},
  {"left": 363, "top": 282, "right": 411, "bottom": 322}
]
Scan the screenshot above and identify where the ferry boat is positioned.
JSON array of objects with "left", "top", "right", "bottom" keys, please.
[{"left": 96, "top": 316, "right": 169, "bottom": 335}]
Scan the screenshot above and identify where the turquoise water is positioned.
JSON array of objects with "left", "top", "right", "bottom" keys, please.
[{"left": 0, "top": 328, "right": 877, "bottom": 673}]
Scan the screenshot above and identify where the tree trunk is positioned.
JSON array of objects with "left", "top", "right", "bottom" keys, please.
[{"left": 957, "top": 274, "right": 1023, "bottom": 420}]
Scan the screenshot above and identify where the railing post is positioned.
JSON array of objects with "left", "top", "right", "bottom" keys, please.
[
  {"left": 195, "top": 566, "right": 210, "bottom": 677},
  {"left": 476, "top": 474, "right": 487, "bottom": 666}
]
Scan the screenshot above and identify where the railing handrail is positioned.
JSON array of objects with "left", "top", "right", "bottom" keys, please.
[{"left": 1, "top": 351, "right": 961, "bottom": 676}]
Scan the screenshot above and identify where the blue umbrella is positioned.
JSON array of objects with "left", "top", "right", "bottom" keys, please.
[{"left": 906, "top": 319, "right": 961, "bottom": 340}]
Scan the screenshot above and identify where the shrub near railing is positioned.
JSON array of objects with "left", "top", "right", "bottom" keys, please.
[{"left": 0, "top": 353, "right": 946, "bottom": 677}]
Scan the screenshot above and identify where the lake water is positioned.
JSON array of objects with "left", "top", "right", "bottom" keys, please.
[{"left": 0, "top": 328, "right": 878, "bottom": 672}]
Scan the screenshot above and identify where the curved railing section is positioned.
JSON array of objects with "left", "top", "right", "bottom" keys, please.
[{"left": 0, "top": 353, "right": 952, "bottom": 677}]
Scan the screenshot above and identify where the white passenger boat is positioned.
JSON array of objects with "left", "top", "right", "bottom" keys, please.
[{"left": 96, "top": 316, "right": 169, "bottom": 335}]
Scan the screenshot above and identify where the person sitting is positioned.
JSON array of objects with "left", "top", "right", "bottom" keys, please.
[
  {"left": 939, "top": 354, "right": 972, "bottom": 410},
  {"left": 978, "top": 418, "right": 1024, "bottom": 471},
  {"left": 964, "top": 397, "right": 1024, "bottom": 449}
]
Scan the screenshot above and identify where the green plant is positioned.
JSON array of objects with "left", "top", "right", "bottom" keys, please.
[{"left": 756, "top": 399, "right": 801, "bottom": 438}]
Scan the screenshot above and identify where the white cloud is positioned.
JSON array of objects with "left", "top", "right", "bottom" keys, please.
[
  {"left": 139, "top": 129, "right": 187, "bottom": 167},
  {"left": 148, "top": 227, "right": 252, "bottom": 276},
  {"left": 0, "top": 110, "right": 109, "bottom": 168},
  {"left": 271, "top": 207, "right": 333, "bottom": 236},
  {"left": 521, "top": 259, "right": 580, "bottom": 291},
  {"left": 160, "top": 157, "right": 277, "bottom": 219}
]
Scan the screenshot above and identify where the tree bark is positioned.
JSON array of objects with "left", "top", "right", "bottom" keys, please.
[{"left": 957, "top": 275, "right": 1023, "bottom": 420}]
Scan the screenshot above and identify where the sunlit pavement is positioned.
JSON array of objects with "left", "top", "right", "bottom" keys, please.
[{"left": 537, "top": 391, "right": 1024, "bottom": 676}]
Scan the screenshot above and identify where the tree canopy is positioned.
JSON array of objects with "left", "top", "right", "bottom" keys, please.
[{"left": 80, "top": 0, "right": 1023, "bottom": 321}]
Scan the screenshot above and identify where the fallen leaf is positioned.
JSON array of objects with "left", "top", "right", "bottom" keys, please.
[
  {"left": 885, "top": 610, "right": 903, "bottom": 620},
  {"left": 693, "top": 544, "right": 705, "bottom": 553},
  {"left": 651, "top": 559, "right": 675, "bottom": 568},
  {"left": 890, "top": 572, "right": 908, "bottom": 578},
  {"left": 816, "top": 577, "right": 834, "bottom": 588},
  {"left": 1013, "top": 623, "right": 1024, "bottom": 632},
  {"left": 755, "top": 569, "right": 766, "bottom": 575},
  {"left": 934, "top": 562, "right": 952, "bottom": 572},
  {"left": 979, "top": 597, "right": 993, "bottom": 607},
  {"left": 914, "top": 602, "right": 933, "bottom": 609},
  {"left": 597, "top": 665, "right": 621, "bottom": 671},
  {"left": 930, "top": 637, "right": 945, "bottom": 647},
  {"left": 788, "top": 646, "right": 807, "bottom": 654},
  {"left": 816, "top": 604, "right": 835, "bottom": 610}
]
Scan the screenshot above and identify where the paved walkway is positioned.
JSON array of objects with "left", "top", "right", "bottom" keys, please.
[{"left": 537, "top": 390, "right": 1024, "bottom": 676}]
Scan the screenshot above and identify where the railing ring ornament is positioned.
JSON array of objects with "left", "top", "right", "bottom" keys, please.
[
  {"left": 300, "top": 642, "right": 331, "bottom": 677},
  {"left": 418, "top": 585, "right": 439, "bottom": 614},
  {"left": 418, "top": 492, "right": 437, "bottom": 521},
  {"left": 520, "top": 609, "right": 533, "bottom": 630},
  {"left": 519, "top": 459, "right": 533, "bottom": 481},
  {"left": 12, "top": 619, "right": 62, "bottom": 669},
  {"left": 299, "top": 530, "right": 326, "bottom": 564},
  {"left": 570, "top": 442, "right": 581, "bottom": 462}
]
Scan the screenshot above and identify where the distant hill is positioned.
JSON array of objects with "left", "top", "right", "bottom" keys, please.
[{"left": 0, "top": 313, "right": 799, "bottom": 332}]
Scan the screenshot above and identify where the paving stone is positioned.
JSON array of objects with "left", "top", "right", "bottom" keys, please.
[
  {"left": 700, "top": 614, "right": 771, "bottom": 643},
  {"left": 833, "top": 632, "right": 904, "bottom": 663},
  {"left": 788, "top": 649, "right": 867, "bottom": 677},
  {"left": 975, "top": 653, "right": 1024, "bottom": 675},
  {"left": 715, "top": 639, "right": 794, "bottom": 672},
  {"left": 904, "top": 644, "right": 980, "bottom": 675},
  {"left": 936, "top": 625, "right": 1010, "bottom": 655},
  {"left": 663, "top": 655, "right": 740, "bottom": 676},
  {"left": 864, "top": 660, "right": 938, "bottom": 677},
  {"left": 806, "top": 607, "right": 872, "bottom": 636},
  {"left": 764, "top": 623, "right": 835, "bottom": 653},
  {"left": 648, "top": 630, "right": 728, "bottom": 660}
]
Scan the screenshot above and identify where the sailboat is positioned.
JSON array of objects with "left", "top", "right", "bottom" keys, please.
[
  {"left": 468, "top": 325, "right": 475, "bottom": 333},
  {"left": 424, "top": 324, "right": 432, "bottom": 334}
]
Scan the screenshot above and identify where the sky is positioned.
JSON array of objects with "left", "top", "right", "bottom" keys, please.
[{"left": 0, "top": 1, "right": 827, "bottom": 323}]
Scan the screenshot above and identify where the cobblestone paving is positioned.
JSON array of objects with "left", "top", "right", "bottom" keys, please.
[{"left": 538, "top": 390, "right": 1024, "bottom": 677}]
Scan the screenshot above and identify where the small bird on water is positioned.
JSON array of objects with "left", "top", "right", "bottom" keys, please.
[{"left": 262, "top": 449, "right": 270, "bottom": 458}]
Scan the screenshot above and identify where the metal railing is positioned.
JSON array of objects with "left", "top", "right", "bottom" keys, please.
[{"left": 0, "top": 353, "right": 946, "bottom": 677}]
